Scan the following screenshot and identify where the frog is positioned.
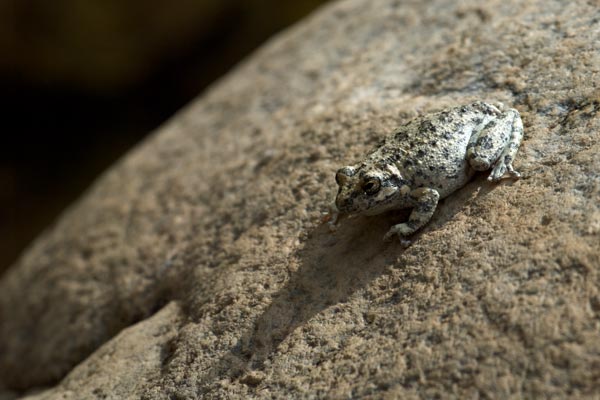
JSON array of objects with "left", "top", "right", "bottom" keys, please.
[{"left": 330, "top": 101, "right": 523, "bottom": 241}]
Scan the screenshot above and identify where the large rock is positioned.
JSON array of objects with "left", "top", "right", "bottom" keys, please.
[{"left": 2, "top": 0, "right": 600, "bottom": 398}]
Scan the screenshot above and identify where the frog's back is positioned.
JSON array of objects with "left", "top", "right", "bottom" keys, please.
[
  {"left": 369, "top": 105, "right": 492, "bottom": 198},
  {"left": 392, "top": 105, "right": 488, "bottom": 150}
]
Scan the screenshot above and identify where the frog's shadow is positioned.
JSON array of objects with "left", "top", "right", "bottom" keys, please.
[
  {"left": 429, "top": 174, "right": 514, "bottom": 232},
  {"left": 204, "top": 210, "right": 404, "bottom": 382},
  {"left": 211, "top": 176, "right": 502, "bottom": 382}
]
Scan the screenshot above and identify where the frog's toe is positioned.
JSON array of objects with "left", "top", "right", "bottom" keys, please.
[
  {"left": 506, "top": 167, "right": 521, "bottom": 179},
  {"left": 328, "top": 221, "right": 338, "bottom": 232},
  {"left": 488, "top": 163, "right": 507, "bottom": 181},
  {"left": 383, "top": 230, "right": 398, "bottom": 242},
  {"left": 385, "top": 232, "right": 412, "bottom": 247},
  {"left": 488, "top": 161, "right": 520, "bottom": 181},
  {"left": 384, "top": 223, "right": 415, "bottom": 241}
]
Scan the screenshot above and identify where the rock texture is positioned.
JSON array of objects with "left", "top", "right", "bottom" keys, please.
[{"left": 2, "top": 0, "right": 600, "bottom": 398}]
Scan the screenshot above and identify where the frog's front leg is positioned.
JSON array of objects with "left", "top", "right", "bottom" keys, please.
[
  {"left": 467, "top": 106, "right": 523, "bottom": 181},
  {"left": 327, "top": 202, "right": 340, "bottom": 231},
  {"left": 383, "top": 188, "right": 440, "bottom": 241}
]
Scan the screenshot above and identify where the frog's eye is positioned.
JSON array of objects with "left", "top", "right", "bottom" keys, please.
[{"left": 362, "top": 177, "right": 381, "bottom": 195}]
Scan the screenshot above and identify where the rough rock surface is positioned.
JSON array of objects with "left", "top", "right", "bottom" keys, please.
[{"left": 2, "top": 0, "right": 600, "bottom": 398}]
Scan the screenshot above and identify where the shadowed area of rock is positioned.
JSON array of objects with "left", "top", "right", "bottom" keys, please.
[{"left": 1, "top": 0, "right": 600, "bottom": 398}]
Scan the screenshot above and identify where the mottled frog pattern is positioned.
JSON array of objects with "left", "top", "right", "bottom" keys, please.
[{"left": 331, "top": 101, "right": 523, "bottom": 241}]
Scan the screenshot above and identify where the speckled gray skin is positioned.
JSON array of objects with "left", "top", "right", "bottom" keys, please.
[{"left": 332, "top": 101, "right": 523, "bottom": 241}]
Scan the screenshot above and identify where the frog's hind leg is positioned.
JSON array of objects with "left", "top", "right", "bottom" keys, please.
[{"left": 466, "top": 107, "right": 523, "bottom": 181}]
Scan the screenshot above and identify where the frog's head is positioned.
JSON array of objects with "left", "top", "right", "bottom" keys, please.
[{"left": 334, "top": 163, "right": 408, "bottom": 216}]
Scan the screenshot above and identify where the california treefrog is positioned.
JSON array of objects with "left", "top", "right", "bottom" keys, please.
[{"left": 331, "top": 101, "right": 523, "bottom": 241}]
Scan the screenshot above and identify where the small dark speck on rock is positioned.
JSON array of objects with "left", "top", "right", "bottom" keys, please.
[{"left": 240, "top": 371, "right": 266, "bottom": 386}]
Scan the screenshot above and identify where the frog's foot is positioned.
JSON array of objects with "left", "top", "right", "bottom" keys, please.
[
  {"left": 327, "top": 203, "right": 340, "bottom": 232},
  {"left": 383, "top": 223, "right": 415, "bottom": 241},
  {"left": 488, "top": 157, "right": 521, "bottom": 182},
  {"left": 328, "top": 219, "right": 338, "bottom": 232}
]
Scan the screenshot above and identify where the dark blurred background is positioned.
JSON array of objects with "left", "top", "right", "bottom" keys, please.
[{"left": 0, "top": 0, "right": 330, "bottom": 275}]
